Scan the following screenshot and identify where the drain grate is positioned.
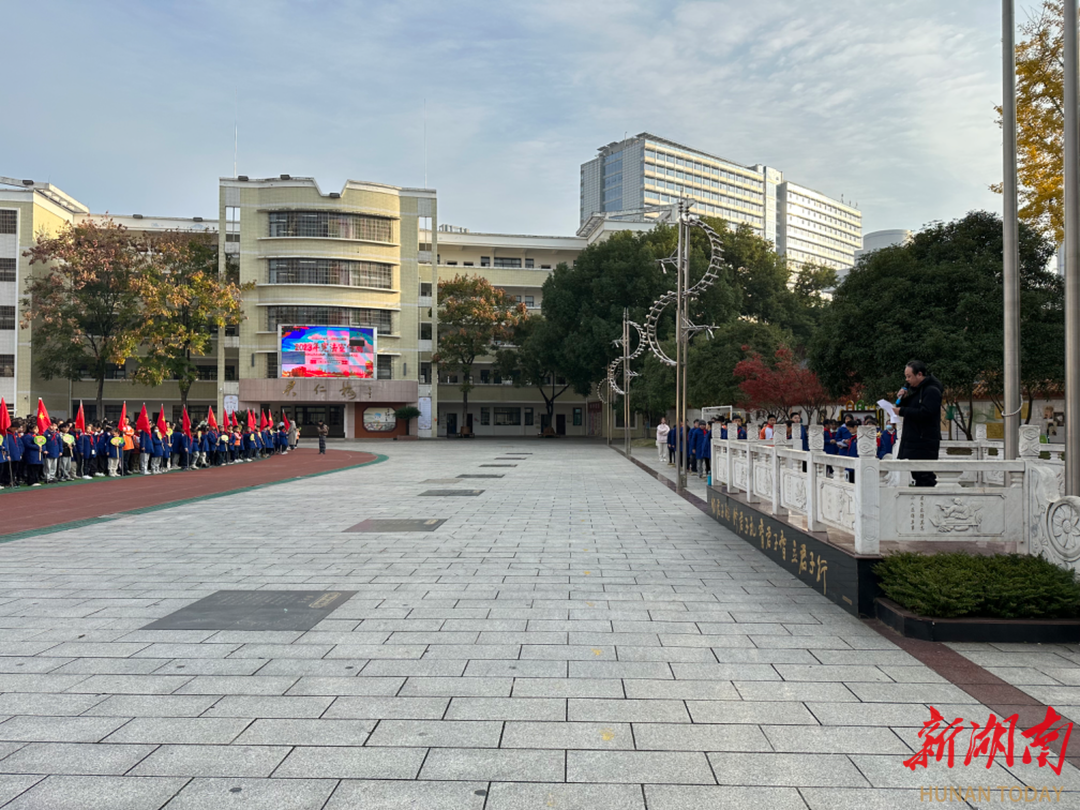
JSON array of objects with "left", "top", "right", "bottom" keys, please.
[
  {"left": 142, "top": 590, "right": 355, "bottom": 631},
  {"left": 420, "top": 489, "right": 484, "bottom": 496}
]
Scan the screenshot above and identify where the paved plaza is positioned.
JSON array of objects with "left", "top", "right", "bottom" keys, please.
[{"left": 0, "top": 439, "right": 1078, "bottom": 809}]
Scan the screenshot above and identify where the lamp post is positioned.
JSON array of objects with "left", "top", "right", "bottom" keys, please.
[
  {"left": 675, "top": 202, "right": 687, "bottom": 493},
  {"left": 623, "top": 308, "right": 631, "bottom": 457},
  {"left": 1066, "top": 0, "right": 1080, "bottom": 494},
  {"left": 1003, "top": 0, "right": 1021, "bottom": 463}
]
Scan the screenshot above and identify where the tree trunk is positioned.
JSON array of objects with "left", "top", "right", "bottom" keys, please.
[
  {"left": 95, "top": 371, "right": 105, "bottom": 423},
  {"left": 179, "top": 379, "right": 191, "bottom": 413},
  {"left": 461, "top": 368, "right": 470, "bottom": 435}
]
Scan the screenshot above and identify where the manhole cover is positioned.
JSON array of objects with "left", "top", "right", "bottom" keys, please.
[
  {"left": 345, "top": 519, "right": 447, "bottom": 533},
  {"left": 480, "top": 464, "right": 516, "bottom": 467},
  {"left": 422, "top": 479, "right": 465, "bottom": 484},
  {"left": 495, "top": 457, "right": 525, "bottom": 460},
  {"left": 457, "top": 474, "right": 504, "bottom": 479},
  {"left": 420, "top": 489, "right": 484, "bottom": 496},
  {"left": 141, "top": 590, "right": 355, "bottom": 631}
]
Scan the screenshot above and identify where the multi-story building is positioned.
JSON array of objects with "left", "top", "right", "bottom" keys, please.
[
  {"left": 580, "top": 133, "right": 863, "bottom": 272},
  {"left": 852, "top": 229, "right": 913, "bottom": 265},
  {"left": 0, "top": 176, "right": 218, "bottom": 421},
  {"left": 220, "top": 175, "right": 433, "bottom": 438}
]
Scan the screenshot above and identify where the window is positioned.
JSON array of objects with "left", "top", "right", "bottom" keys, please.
[
  {"left": 196, "top": 365, "right": 218, "bottom": 380},
  {"left": 480, "top": 407, "right": 490, "bottom": 425},
  {"left": 0, "top": 211, "right": 15, "bottom": 234},
  {"left": 492, "top": 258, "right": 521, "bottom": 268},
  {"left": 541, "top": 265, "right": 551, "bottom": 270},
  {"left": 494, "top": 407, "right": 521, "bottom": 426},
  {"left": 0, "top": 306, "right": 14, "bottom": 330},
  {"left": 0, "top": 258, "right": 15, "bottom": 282},
  {"left": 524, "top": 296, "right": 535, "bottom": 307},
  {"left": 267, "top": 210, "right": 394, "bottom": 242},
  {"left": 525, "top": 258, "right": 534, "bottom": 269},
  {"left": 420, "top": 322, "right": 432, "bottom": 340},
  {"left": 463, "top": 261, "right": 474, "bottom": 267},
  {"left": 0, "top": 354, "right": 12, "bottom": 377},
  {"left": 524, "top": 407, "right": 533, "bottom": 426},
  {"left": 420, "top": 362, "right": 431, "bottom": 384},
  {"left": 480, "top": 369, "right": 490, "bottom": 384},
  {"left": 480, "top": 256, "right": 491, "bottom": 267},
  {"left": 266, "top": 306, "right": 393, "bottom": 334},
  {"left": 267, "top": 258, "right": 393, "bottom": 289},
  {"left": 266, "top": 353, "right": 278, "bottom": 379},
  {"left": 573, "top": 407, "right": 582, "bottom": 426},
  {"left": 446, "top": 261, "right": 457, "bottom": 266},
  {"left": 420, "top": 283, "right": 432, "bottom": 297},
  {"left": 377, "top": 355, "right": 392, "bottom": 380}
]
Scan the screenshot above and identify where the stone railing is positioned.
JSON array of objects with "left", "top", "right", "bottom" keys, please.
[{"left": 712, "top": 424, "right": 1080, "bottom": 573}]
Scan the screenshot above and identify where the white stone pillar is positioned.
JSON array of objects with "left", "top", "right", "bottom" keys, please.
[
  {"left": 853, "top": 425, "right": 880, "bottom": 555},
  {"left": 807, "top": 425, "right": 824, "bottom": 532},
  {"left": 745, "top": 443, "right": 758, "bottom": 503},
  {"left": 770, "top": 445, "right": 781, "bottom": 515}
]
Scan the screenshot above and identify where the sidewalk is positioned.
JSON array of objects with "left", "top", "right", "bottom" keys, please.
[{"left": 0, "top": 440, "right": 1075, "bottom": 809}]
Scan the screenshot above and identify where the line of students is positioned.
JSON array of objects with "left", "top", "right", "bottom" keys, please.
[{"left": 0, "top": 417, "right": 299, "bottom": 489}]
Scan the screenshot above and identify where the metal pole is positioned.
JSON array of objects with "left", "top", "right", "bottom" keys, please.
[
  {"left": 680, "top": 210, "right": 689, "bottom": 490},
  {"left": 623, "top": 308, "right": 631, "bottom": 457},
  {"left": 675, "top": 205, "right": 685, "bottom": 493},
  {"left": 1003, "top": 0, "right": 1022, "bottom": 462},
  {"left": 1066, "top": 0, "right": 1080, "bottom": 495}
]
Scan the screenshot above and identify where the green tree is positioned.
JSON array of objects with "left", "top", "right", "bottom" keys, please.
[
  {"left": 808, "top": 211, "right": 1059, "bottom": 439},
  {"left": 433, "top": 274, "right": 527, "bottom": 427},
  {"left": 131, "top": 232, "right": 250, "bottom": 411},
  {"left": 22, "top": 219, "right": 145, "bottom": 416},
  {"left": 494, "top": 316, "right": 572, "bottom": 426}
]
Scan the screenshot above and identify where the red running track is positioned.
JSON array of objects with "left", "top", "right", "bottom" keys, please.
[{"left": 0, "top": 448, "right": 379, "bottom": 536}]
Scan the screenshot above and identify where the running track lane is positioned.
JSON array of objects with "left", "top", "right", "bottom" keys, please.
[{"left": 0, "top": 448, "right": 379, "bottom": 537}]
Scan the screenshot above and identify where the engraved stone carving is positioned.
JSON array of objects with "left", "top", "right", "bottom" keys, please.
[
  {"left": 1046, "top": 497, "right": 1080, "bottom": 563},
  {"left": 1019, "top": 425, "right": 1042, "bottom": 459},
  {"left": 928, "top": 498, "right": 983, "bottom": 533},
  {"left": 809, "top": 425, "right": 824, "bottom": 452}
]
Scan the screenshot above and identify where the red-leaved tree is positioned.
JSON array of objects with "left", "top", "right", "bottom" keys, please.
[{"left": 734, "top": 346, "right": 833, "bottom": 422}]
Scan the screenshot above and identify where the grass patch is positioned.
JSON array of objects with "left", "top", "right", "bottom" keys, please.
[{"left": 874, "top": 552, "right": 1080, "bottom": 620}]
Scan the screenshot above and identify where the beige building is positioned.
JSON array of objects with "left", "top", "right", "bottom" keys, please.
[{"left": 0, "top": 177, "right": 218, "bottom": 423}]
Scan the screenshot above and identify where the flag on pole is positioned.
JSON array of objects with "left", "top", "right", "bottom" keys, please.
[
  {"left": 156, "top": 405, "right": 167, "bottom": 435},
  {"left": 258, "top": 411, "right": 267, "bottom": 431},
  {"left": 36, "top": 398, "right": 50, "bottom": 434},
  {"left": 118, "top": 402, "right": 128, "bottom": 432},
  {"left": 136, "top": 404, "right": 151, "bottom": 434},
  {"left": 74, "top": 402, "right": 86, "bottom": 434},
  {"left": 231, "top": 410, "right": 239, "bottom": 429},
  {"left": 207, "top": 406, "right": 218, "bottom": 432},
  {"left": 247, "top": 410, "right": 257, "bottom": 431},
  {"left": 0, "top": 398, "right": 10, "bottom": 437},
  {"left": 182, "top": 406, "right": 192, "bottom": 439},
  {"left": 282, "top": 410, "right": 291, "bottom": 432}
]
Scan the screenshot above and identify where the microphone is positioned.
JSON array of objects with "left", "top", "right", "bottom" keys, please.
[{"left": 895, "top": 386, "right": 908, "bottom": 406}]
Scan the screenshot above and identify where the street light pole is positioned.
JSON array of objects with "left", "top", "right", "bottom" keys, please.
[
  {"left": 1003, "top": 0, "right": 1021, "bottom": 462},
  {"left": 1066, "top": 0, "right": 1080, "bottom": 495},
  {"left": 623, "top": 308, "right": 631, "bottom": 457},
  {"left": 675, "top": 202, "right": 688, "bottom": 493}
]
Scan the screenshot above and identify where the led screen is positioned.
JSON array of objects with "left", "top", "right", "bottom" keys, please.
[{"left": 279, "top": 325, "right": 377, "bottom": 378}]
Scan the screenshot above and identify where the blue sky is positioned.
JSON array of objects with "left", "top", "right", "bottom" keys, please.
[{"left": 2, "top": 0, "right": 1049, "bottom": 238}]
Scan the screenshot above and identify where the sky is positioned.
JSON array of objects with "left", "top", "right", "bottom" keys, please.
[{"left": 1, "top": 0, "right": 1050, "bottom": 238}]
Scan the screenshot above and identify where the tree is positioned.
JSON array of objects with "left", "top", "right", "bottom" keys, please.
[
  {"left": 432, "top": 275, "right": 527, "bottom": 426},
  {"left": 394, "top": 405, "right": 422, "bottom": 435},
  {"left": 494, "top": 316, "right": 573, "bottom": 426},
  {"left": 993, "top": 1, "right": 1068, "bottom": 240},
  {"left": 808, "top": 211, "right": 1059, "bottom": 439},
  {"left": 131, "top": 232, "right": 250, "bottom": 411},
  {"left": 22, "top": 219, "right": 145, "bottom": 416},
  {"left": 734, "top": 345, "right": 832, "bottom": 421}
]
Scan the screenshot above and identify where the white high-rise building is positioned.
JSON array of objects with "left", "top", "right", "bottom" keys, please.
[{"left": 580, "top": 133, "right": 863, "bottom": 271}]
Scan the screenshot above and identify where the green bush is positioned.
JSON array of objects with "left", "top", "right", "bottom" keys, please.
[{"left": 874, "top": 552, "right": 1080, "bottom": 620}]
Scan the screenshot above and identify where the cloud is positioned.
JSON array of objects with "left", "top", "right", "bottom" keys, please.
[{"left": 1, "top": 0, "right": 1034, "bottom": 238}]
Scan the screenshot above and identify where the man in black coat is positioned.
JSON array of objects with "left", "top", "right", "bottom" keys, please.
[{"left": 895, "top": 359, "right": 944, "bottom": 487}]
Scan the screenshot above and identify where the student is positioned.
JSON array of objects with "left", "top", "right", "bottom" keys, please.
[
  {"left": 21, "top": 424, "right": 44, "bottom": 486},
  {"left": 58, "top": 423, "right": 75, "bottom": 481}
]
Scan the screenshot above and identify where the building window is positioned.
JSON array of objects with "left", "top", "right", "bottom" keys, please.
[
  {"left": 463, "top": 261, "right": 474, "bottom": 267},
  {"left": 480, "top": 257, "right": 491, "bottom": 267},
  {"left": 420, "top": 322, "right": 432, "bottom": 340},
  {"left": 480, "top": 407, "right": 490, "bottom": 425},
  {"left": 420, "top": 282, "right": 432, "bottom": 297},
  {"left": 420, "top": 362, "right": 431, "bottom": 384},
  {"left": 0, "top": 258, "right": 15, "bottom": 282},
  {"left": 0, "top": 211, "right": 15, "bottom": 235},
  {"left": 377, "top": 355, "right": 392, "bottom": 380},
  {"left": 0, "top": 354, "right": 12, "bottom": 377},
  {"left": 446, "top": 261, "right": 457, "bottom": 266},
  {"left": 480, "top": 369, "right": 490, "bottom": 384},
  {"left": 266, "top": 353, "right": 278, "bottom": 378},
  {"left": 573, "top": 407, "right": 583, "bottom": 426},
  {"left": 492, "top": 258, "right": 521, "bottom": 268},
  {"left": 524, "top": 407, "right": 533, "bottom": 426},
  {"left": 524, "top": 295, "right": 534, "bottom": 307},
  {"left": 494, "top": 407, "right": 521, "bottom": 426},
  {"left": 0, "top": 306, "right": 14, "bottom": 330},
  {"left": 266, "top": 306, "right": 393, "bottom": 334},
  {"left": 267, "top": 210, "right": 394, "bottom": 243},
  {"left": 267, "top": 258, "right": 393, "bottom": 289},
  {"left": 525, "top": 258, "right": 534, "bottom": 269}
]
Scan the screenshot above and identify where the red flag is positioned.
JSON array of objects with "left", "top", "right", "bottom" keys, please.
[
  {"left": 74, "top": 401, "right": 86, "bottom": 433},
  {"left": 182, "top": 406, "right": 192, "bottom": 439},
  {"left": 118, "top": 402, "right": 128, "bottom": 431},
  {"left": 136, "top": 404, "right": 151, "bottom": 434},
  {"left": 156, "top": 405, "right": 167, "bottom": 435},
  {"left": 247, "top": 410, "right": 257, "bottom": 431},
  {"left": 230, "top": 410, "right": 238, "bottom": 429},
  {"left": 36, "top": 398, "right": 50, "bottom": 434},
  {"left": 259, "top": 410, "right": 269, "bottom": 431},
  {"left": 0, "top": 398, "right": 10, "bottom": 437},
  {"left": 282, "top": 410, "right": 291, "bottom": 432},
  {"left": 207, "top": 406, "right": 218, "bottom": 432}
]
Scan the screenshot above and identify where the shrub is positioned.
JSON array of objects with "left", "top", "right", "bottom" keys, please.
[{"left": 874, "top": 552, "right": 1080, "bottom": 620}]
